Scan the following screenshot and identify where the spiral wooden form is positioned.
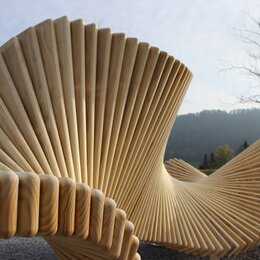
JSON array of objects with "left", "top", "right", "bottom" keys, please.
[
  {"left": 0, "top": 16, "right": 259, "bottom": 259},
  {"left": 0, "top": 171, "right": 140, "bottom": 259},
  {"left": 163, "top": 140, "right": 260, "bottom": 257}
]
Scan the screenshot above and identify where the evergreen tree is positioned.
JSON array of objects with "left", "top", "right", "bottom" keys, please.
[
  {"left": 243, "top": 140, "right": 249, "bottom": 150},
  {"left": 199, "top": 153, "right": 209, "bottom": 169},
  {"left": 209, "top": 152, "right": 215, "bottom": 169},
  {"left": 236, "top": 140, "right": 249, "bottom": 155}
]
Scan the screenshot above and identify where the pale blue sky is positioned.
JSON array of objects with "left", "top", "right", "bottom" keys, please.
[{"left": 0, "top": 0, "right": 260, "bottom": 114}]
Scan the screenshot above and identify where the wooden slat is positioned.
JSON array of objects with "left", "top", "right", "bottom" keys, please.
[
  {"left": 0, "top": 171, "right": 139, "bottom": 259},
  {"left": 54, "top": 17, "right": 81, "bottom": 182},
  {"left": 36, "top": 19, "right": 75, "bottom": 179}
]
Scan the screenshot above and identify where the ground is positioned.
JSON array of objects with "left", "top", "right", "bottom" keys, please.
[{"left": 0, "top": 237, "right": 259, "bottom": 259}]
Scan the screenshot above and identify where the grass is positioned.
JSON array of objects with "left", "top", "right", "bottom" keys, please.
[{"left": 201, "top": 169, "right": 217, "bottom": 175}]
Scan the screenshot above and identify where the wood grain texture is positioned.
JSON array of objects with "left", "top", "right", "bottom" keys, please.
[
  {"left": 74, "top": 183, "right": 91, "bottom": 239},
  {"left": 38, "top": 174, "right": 59, "bottom": 235},
  {"left": 0, "top": 172, "right": 139, "bottom": 259},
  {"left": 16, "top": 172, "right": 40, "bottom": 237},
  {"left": 130, "top": 141, "right": 260, "bottom": 258},
  {"left": 36, "top": 19, "right": 75, "bottom": 180},
  {"left": 0, "top": 171, "right": 18, "bottom": 238},
  {"left": 1, "top": 37, "right": 58, "bottom": 176},
  {"left": 0, "top": 16, "right": 259, "bottom": 259},
  {"left": 18, "top": 26, "right": 66, "bottom": 178}
]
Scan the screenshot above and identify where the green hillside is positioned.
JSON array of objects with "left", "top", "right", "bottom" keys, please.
[{"left": 165, "top": 108, "right": 260, "bottom": 166}]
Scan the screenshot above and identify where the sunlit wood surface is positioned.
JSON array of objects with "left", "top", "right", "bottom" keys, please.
[
  {"left": 163, "top": 141, "right": 260, "bottom": 257},
  {"left": 0, "top": 172, "right": 140, "bottom": 260},
  {"left": 0, "top": 16, "right": 259, "bottom": 259}
]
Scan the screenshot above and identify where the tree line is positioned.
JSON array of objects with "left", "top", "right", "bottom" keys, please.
[
  {"left": 199, "top": 140, "right": 249, "bottom": 170},
  {"left": 165, "top": 109, "right": 260, "bottom": 166}
]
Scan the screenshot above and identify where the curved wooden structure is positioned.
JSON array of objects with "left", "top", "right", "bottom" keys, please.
[
  {"left": 0, "top": 171, "right": 139, "bottom": 259},
  {"left": 0, "top": 16, "right": 259, "bottom": 259},
  {"left": 163, "top": 141, "right": 260, "bottom": 257}
]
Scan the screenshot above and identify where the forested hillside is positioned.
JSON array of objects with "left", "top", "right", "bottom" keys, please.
[{"left": 165, "top": 109, "right": 260, "bottom": 166}]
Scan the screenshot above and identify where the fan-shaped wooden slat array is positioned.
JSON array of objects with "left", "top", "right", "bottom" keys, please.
[
  {"left": 150, "top": 140, "right": 260, "bottom": 258},
  {"left": 165, "top": 158, "right": 207, "bottom": 182},
  {"left": 0, "top": 171, "right": 140, "bottom": 260},
  {"left": 0, "top": 15, "right": 259, "bottom": 259}
]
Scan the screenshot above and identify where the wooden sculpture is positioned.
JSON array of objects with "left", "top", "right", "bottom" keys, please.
[
  {"left": 0, "top": 171, "right": 139, "bottom": 259},
  {"left": 164, "top": 140, "right": 260, "bottom": 257},
  {"left": 0, "top": 16, "right": 259, "bottom": 259}
]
